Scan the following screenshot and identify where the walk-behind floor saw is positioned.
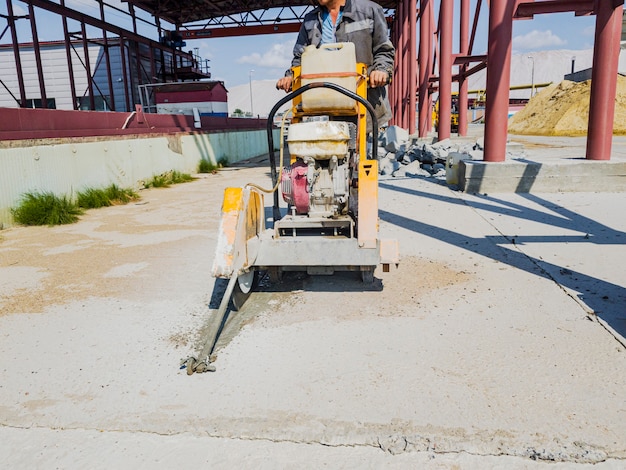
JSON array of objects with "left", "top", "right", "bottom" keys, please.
[{"left": 184, "top": 42, "right": 399, "bottom": 374}]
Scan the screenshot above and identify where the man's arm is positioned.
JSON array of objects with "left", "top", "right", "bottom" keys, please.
[
  {"left": 276, "top": 16, "right": 315, "bottom": 91},
  {"left": 370, "top": 3, "right": 395, "bottom": 84}
]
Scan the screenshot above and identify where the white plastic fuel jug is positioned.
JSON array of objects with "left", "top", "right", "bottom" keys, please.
[{"left": 300, "top": 42, "right": 358, "bottom": 112}]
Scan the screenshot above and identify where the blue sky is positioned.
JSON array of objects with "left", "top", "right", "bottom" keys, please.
[
  {"left": 0, "top": 0, "right": 599, "bottom": 89},
  {"left": 195, "top": 9, "right": 597, "bottom": 88}
]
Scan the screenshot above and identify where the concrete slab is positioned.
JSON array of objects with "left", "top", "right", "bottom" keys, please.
[
  {"left": 460, "top": 159, "right": 626, "bottom": 193},
  {"left": 445, "top": 126, "right": 626, "bottom": 193},
  {"left": 0, "top": 160, "right": 625, "bottom": 468}
]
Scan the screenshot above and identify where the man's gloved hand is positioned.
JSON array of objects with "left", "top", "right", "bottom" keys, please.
[
  {"left": 369, "top": 70, "right": 389, "bottom": 88},
  {"left": 276, "top": 76, "right": 293, "bottom": 92}
]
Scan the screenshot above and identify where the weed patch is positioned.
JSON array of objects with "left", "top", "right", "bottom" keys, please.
[
  {"left": 145, "top": 170, "right": 195, "bottom": 188},
  {"left": 198, "top": 157, "right": 228, "bottom": 174},
  {"left": 76, "top": 187, "right": 111, "bottom": 208},
  {"left": 12, "top": 192, "right": 83, "bottom": 226},
  {"left": 77, "top": 184, "right": 139, "bottom": 209},
  {"left": 104, "top": 184, "right": 139, "bottom": 204}
]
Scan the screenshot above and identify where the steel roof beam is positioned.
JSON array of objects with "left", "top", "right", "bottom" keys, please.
[
  {"left": 515, "top": 0, "right": 595, "bottom": 19},
  {"left": 180, "top": 22, "right": 301, "bottom": 39},
  {"left": 29, "top": 0, "right": 163, "bottom": 47}
]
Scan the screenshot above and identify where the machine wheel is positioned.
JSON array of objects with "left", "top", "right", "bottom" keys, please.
[
  {"left": 231, "top": 269, "right": 257, "bottom": 311},
  {"left": 361, "top": 267, "right": 375, "bottom": 284},
  {"left": 267, "top": 266, "right": 284, "bottom": 283}
]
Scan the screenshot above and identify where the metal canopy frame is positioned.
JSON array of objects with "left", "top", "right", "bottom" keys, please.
[
  {"left": 1, "top": 0, "right": 209, "bottom": 112},
  {"left": 122, "top": 0, "right": 397, "bottom": 26},
  {"left": 410, "top": 0, "right": 624, "bottom": 162},
  {"left": 1, "top": 0, "right": 623, "bottom": 162}
]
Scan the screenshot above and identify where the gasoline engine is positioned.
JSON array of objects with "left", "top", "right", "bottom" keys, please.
[{"left": 281, "top": 120, "right": 356, "bottom": 220}]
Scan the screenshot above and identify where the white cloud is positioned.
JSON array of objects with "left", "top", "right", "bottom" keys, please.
[
  {"left": 11, "top": 4, "right": 26, "bottom": 15},
  {"left": 237, "top": 42, "right": 293, "bottom": 69},
  {"left": 513, "top": 29, "right": 566, "bottom": 50},
  {"left": 582, "top": 25, "right": 595, "bottom": 37},
  {"left": 196, "top": 42, "right": 215, "bottom": 60},
  {"left": 62, "top": 0, "right": 99, "bottom": 14}
]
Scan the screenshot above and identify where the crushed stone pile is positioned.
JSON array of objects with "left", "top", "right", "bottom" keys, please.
[
  {"left": 375, "top": 126, "right": 486, "bottom": 182},
  {"left": 508, "top": 76, "right": 626, "bottom": 136}
]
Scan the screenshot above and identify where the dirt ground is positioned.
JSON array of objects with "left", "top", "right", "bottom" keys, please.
[{"left": 508, "top": 76, "right": 626, "bottom": 136}]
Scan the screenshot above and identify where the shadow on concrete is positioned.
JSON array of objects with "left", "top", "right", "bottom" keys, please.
[
  {"left": 205, "top": 266, "right": 383, "bottom": 358},
  {"left": 516, "top": 160, "right": 542, "bottom": 193},
  {"left": 378, "top": 182, "right": 626, "bottom": 341},
  {"left": 458, "top": 157, "right": 544, "bottom": 193}
]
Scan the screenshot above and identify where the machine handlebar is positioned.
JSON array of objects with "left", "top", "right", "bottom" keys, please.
[{"left": 266, "top": 81, "right": 378, "bottom": 222}]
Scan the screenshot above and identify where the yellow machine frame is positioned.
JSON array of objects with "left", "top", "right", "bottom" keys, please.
[
  {"left": 288, "top": 62, "right": 378, "bottom": 249},
  {"left": 185, "top": 54, "right": 399, "bottom": 374}
]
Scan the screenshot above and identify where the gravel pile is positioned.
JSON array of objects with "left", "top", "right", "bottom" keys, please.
[
  {"left": 509, "top": 76, "right": 626, "bottom": 136},
  {"left": 376, "top": 125, "right": 483, "bottom": 181}
]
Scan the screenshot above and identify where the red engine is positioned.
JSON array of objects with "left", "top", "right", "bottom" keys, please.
[{"left": 281, "top": 160, "right": 309, "bottom": 214}]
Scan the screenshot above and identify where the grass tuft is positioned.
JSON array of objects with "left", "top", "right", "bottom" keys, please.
[
  {"left": 145, "top": 170, "right": 195, "bottom": 188},
  {"left": 11, "top": 191, "right": 83, "bottom": 226},
  {"left": 198, "top": 157, "right": 228, "bottom": 174},
  {"left": 145, "top": 173, "right": 170, "bottom": 188},
  {"left": 104, "top": 184, "right": 139, "bottom": 204},
  {"left": 77, "top": 184, "right": 139, "bottom": 209},
  {"left": 76, "top": 188, "right": 111, "bottom": 208},
  {"left": 168, "top": 170, "right": 195, "bottom": 184}
]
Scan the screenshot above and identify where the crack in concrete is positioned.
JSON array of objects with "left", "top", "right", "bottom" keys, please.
[
  {"left": 461, "top": 195, "right": 626, "bottom": 351},
  {"left": 3, "top": 422, "right": 625, "bottom": 464}
]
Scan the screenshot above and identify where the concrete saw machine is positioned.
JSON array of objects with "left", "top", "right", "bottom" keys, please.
[{"left": 185, "top": 43, "right": 399, "bottom": 374}]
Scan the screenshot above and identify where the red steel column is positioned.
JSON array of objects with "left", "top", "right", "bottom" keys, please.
[
  {"left": 427, "top": 3, "right": 434, "bottom": 131},
  {"left": 391, "top": 13, "right": 400, "bottom": 125},
  {"left": 408, "top": 0, "right": 417, "bottom": 134},
  {"left": 99, "top": 0, "right": 115, "bottom": 111},
  {"left": 60, "top": 0, "right": 78, "bottom": 110},
  {"left": 585, "top": 1, "right": 624, "bottom": 161},
  {"left": 28, "top": 2, "right": 47, "bottom": 109},
  {"left": 458, "top": 0, "right": 470, "bottom": 136},
  {"left": 483, "top": 0, "right": 514, "bottom": 162},
  {"left": 81, "top": 21, "right": 95, "bottom": 110},
  {"left": 119, "top": 39, "right": 132, "bottom": 111},
  {"left": 418, "top": 0, "right": 431, "bottom": 136},
  {"left": 438, "top": 0, "right": 453, "bottom": 140},
  {"left": 401, "top": 0, "right": 409, "bottom": 128},
  {"left": 7, "top": 0, "right": 26, "bottom": 107},
  {"left": 395, "top": 1, "right": 403, "bottom": 127}
]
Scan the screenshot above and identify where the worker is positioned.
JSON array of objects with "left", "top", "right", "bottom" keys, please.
[{"left": 276, "top": 0, "right": 395, "bottom": 127}]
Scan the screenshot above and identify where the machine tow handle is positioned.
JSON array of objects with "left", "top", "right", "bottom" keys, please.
[
  {"left": 266, "top": 82, "right": 378, "bottom": 222},
  {"left": 183, "top": 193, "right": 251, "bottom": 374},
  {"left": 182, "top": 270, "right": 239, "bottom": 374}
]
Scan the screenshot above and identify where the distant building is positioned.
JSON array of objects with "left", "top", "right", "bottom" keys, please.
[
  {"left": 0, "top": 39, "right": 209, "bottom": 112},
  {"left": 150, "top": 81, "right": 228, "bottom": 117},
  {"left": 564, "top": 68, "right": 593, "bottom": 83}
]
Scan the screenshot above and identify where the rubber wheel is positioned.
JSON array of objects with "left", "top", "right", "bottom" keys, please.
[
  {"left": 361, "top": 267, "right": 375, "bottom": 284},
  {"left": 231, "top": 270, "right": 257, "bottom": 311},
  {"left": 267, "top": 266, "right": 283, "bottom": 283}
]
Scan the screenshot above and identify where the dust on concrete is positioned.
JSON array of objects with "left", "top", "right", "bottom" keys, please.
[
  {"left": 0, "top": 179, "right": 219, "bottom": 317},
  {"left": 508, "top": 76, "right": 626, "bottom": 136},
  {"left": 0, "top": 219, "right": 207, "bottom": 316},
  {"left": 190, "top": 255, "right": 473, "bottom": 358}
]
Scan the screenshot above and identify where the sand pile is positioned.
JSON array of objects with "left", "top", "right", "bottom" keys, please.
[{"left": 508, "top": 75, "right": 626, "bottom": 136}]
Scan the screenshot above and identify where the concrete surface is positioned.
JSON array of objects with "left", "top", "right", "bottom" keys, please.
[
  {"left": 458, "top": 132, "right": 626, "bottom": 193},
  {"left": 0, "top": 149, "right": 625, "bottom": 469}
]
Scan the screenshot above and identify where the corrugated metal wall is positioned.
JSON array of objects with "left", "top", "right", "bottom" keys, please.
[
  {"left": 0, "top": 42, "right": 101, "bottom": 110},
  {"left": 0, "top": 41, "right": 137, "bottom": 111}
]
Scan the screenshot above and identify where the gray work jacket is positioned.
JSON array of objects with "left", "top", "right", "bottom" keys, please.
[{"left": 289, "top": 0, "right": 395, "bottom": 126}]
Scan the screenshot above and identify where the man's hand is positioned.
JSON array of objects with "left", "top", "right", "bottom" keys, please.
[
  {"left": 276, "top": 76, "right": 293, "bottom": 92},
  {"left": 369, "top": 70, "right": 389, "bottom": 88}
]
